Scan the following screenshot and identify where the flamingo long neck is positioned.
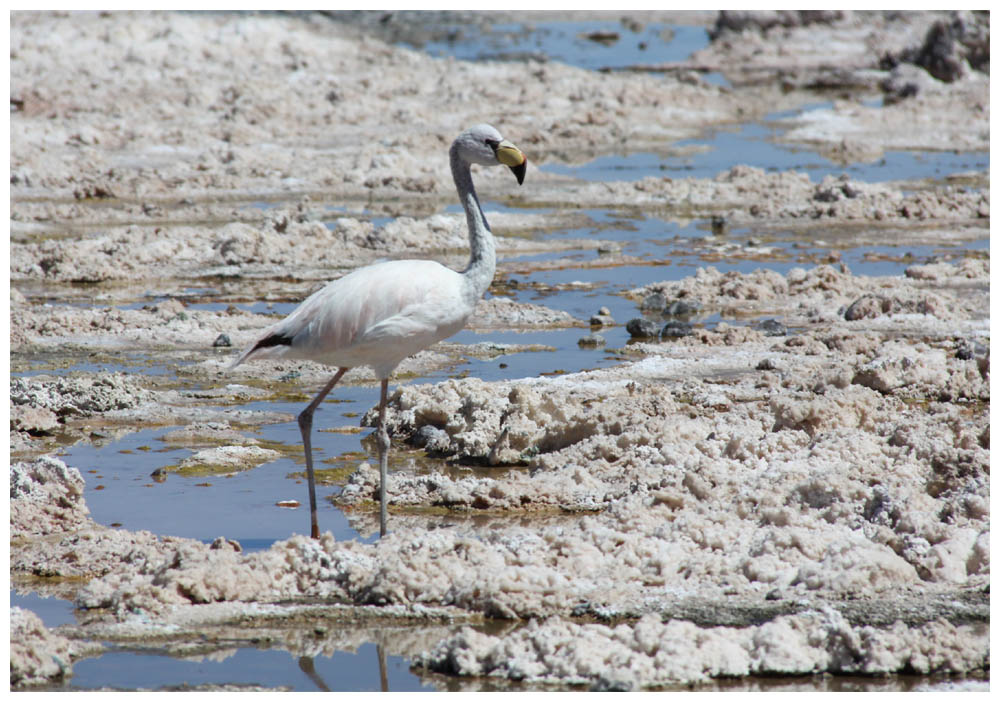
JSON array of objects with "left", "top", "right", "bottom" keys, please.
[{"left": 451, "top": 145, "right": 496, "bottom": 304}]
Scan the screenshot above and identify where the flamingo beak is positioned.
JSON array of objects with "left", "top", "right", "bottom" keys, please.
[{"left": 495, "top": 140, "right": 527, "bottom": 185}]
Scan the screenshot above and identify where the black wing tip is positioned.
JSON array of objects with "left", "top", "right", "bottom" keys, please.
[{"left": 251, "top": 332, "right": 294, "bottom": 353}]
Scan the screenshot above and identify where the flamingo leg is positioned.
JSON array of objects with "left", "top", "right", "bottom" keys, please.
[
  {"left": 376, "top": 378, "right": 390, "bottom": 537},
  {"left": 297, "top": 367, "right": 348, "bottom": 539}
]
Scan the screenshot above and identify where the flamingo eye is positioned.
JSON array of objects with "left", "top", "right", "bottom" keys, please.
[{"left": 485, "top": 138, "right": 499, "bottom": 150}]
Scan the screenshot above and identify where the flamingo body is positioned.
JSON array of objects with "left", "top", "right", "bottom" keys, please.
[
  {"left": 232, "top": 124, "right": 527, "bottom": 538},
  {"left": 236, "top": 259, "right": 471, "bottom": 379}
]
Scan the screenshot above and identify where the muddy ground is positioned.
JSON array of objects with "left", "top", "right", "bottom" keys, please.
[{"left": 9, "top": 10, "right": 989, "bottom": 691}]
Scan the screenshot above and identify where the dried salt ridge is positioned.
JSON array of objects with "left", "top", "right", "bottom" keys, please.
[
  {"left": 519, "top": 167, "right": 989, "bottom": 224},
  {"left": 9, "top": 211, "right": 602, "bottom": 285},
  {"left": 9, "top": 297, "right": 272, "bottom": 352},
  {"left": 9, "top": 12, "right": 748, "bottom": 203},
  {"left": 691, "top": 11, "right": 989, "bottom": 161},
  {"left": 626, "top": 259, "right": 989, "bottom": 330},
  {"left": 418, "top": 611, "right": 988, "bottom": 690},
  {"left": 11, "top": 12, "right": 986, "bottom": 244},
  {"left": 10, "top": 456, "right": 93, "bottom": 538},
  {"left": 10, "top": 607, "right": 87, "bottom": 687},
  {"left": 10, "top": 372, "right": 157, "bottom": 454},
  {"left": 10, "top": 293, "right": 578, "bottom": 354},
  {"left": 8, "top": 369, "right": 299, "bottom": 459},
  {"left": 57, "top": 264, "right": 986, "bottom": 635}
]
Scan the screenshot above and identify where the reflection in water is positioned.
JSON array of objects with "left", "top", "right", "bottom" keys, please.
[
  {"left": 298, "top": 656, "right": 329, "bottom": 692},
  {"left": 297, "top": 642, "right": 390, "bottom": 692},
  {"left": 377, "top": 643, "right": 389, "bottom": 692}
]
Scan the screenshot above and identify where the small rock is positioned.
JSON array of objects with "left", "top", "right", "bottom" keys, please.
[
  {"left": 665, "top": 299, "right": 702, "bottom": 317},
  {"left": 584, "top": 30, "right": 620, "bottom": 46},
  {"left": 11, "top": 405, "right": 60, "bottom": 435},
  {"left": 210, "top": 536, "right": 242, "bottom": 552},
  {"left": 711, "top": 215, "right": 727, "bottom": 235},
  {"left": 213, "top": 333, "right": 232, "bottom": 347},
  {"left": 578, "top": 333, "right": 606, "bottom": 348},
  {"left": 591, "top": 677, "right": 634, "bottom": 692},
  {"left": 589, "top": 314, "right": 615, "bottom": 327},
  {"left": 661, "top": 321, "right": 693, "bottom": 338},
  {"left": 412, "top": 425, "right": 450, "bottom": 452},
  {"left": 626, "top": 318, "right": 659, "bottom": 338},
  {"left": 757, "top": 357, "right": 781, "bottom": 371},
  {"left": 844, "top": 294, "right": 893, "bottom": 321},
  {"left": 755, "top": 318, "right": 787, "bottom": 336},
  {"left": 639, "top": 293, "right": 668, "bottom": 312}
]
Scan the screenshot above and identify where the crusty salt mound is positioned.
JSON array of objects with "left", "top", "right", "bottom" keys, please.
[
  {"left": 10, "top": 607, "right": 78, "bottom": 687},
  {"left": 417, "top": 610, "right": 989, "bottom": 689},
  {"left": 11, "top": 457, "right": 93, "bottom": 537}
]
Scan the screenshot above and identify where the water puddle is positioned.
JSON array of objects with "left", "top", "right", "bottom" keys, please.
[
  {"left": 10, "top": 590, "right": 78, "bottom": 629},
  {"left": 407, "top": 19, "right": 720, "bottom": 79},
  {"left": 61, "top": 643, "right": 435, "bottom": 692},
  {"left": 542, "top": 103, "right": 989, "bottom": 183}
]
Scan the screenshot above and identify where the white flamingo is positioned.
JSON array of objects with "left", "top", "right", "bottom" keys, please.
[{"left": 232, "top": 124, "right": 527, "bottom": 538}]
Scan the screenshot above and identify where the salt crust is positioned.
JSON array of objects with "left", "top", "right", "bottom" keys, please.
[
  {"left": 10, "top": 456, "right": 92, "bottom": 537},
  {"left": 11, "top": 262, "right": 988, "bottom": 648},
  {"left": 9, "top": 293, "right": 990, "bottom": 688},
  {"left": 9, "top": 607, "right": 78, "bottom": 686},
  {"left": 417, "top": 610, "right": 988, "bottom": 688}
]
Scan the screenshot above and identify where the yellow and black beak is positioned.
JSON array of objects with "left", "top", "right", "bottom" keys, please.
[{"left": 494, "top": 139, "right": 527, "bottom": 185}]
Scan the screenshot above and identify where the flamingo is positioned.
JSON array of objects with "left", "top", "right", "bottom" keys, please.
[{"left": 232, "top": 124, "right": 527, "bottom": 538}]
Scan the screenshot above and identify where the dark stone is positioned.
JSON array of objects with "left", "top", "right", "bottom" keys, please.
[
  {"left": 639, "top": 292, "right": 668, "bottom": 312},
  {"left": 212, "top": 333, "right": 232, "bottom": 347},
  {"left": 665, "top": 299, "right": 702, "bottom": 317},
  {"left": 578, "top": 333, "right": 606, "bottom": 348},
  {"left": 757, "top": 358, "right": 780, "bottom": 371},
  {"left": 755, "top": 319, "right": 787, "bottom": 337},
  {"left": 661, "top": 321, "right": 693, "bottom": 338},
  {"left": 711, "top": 215, "right": 727, "bottom": 235},
  {"left": 413, "top": 425, "right": 450, "bottom": 452},
  {"left": 844, "top": 295, "right": 893, "bottom": 321},
  {"left": 626, "top": 317, "right": 659, "bottom": 338},
  {"left": 591, "top": 677, "right": 634, "bottom": 692}
]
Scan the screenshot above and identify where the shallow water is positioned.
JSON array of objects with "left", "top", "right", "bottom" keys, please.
[
  {"left": 13, "top": 16, "right": 990, "bottom": 693},
  {"left": 62, "top": 643, "right": 435, "bottom": 692},
  {"left": 410, "top": 19, "right": 719, "bottom": 77},
  {"left": 542, "top": 103, "right": 990, "bottom": 183}
]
